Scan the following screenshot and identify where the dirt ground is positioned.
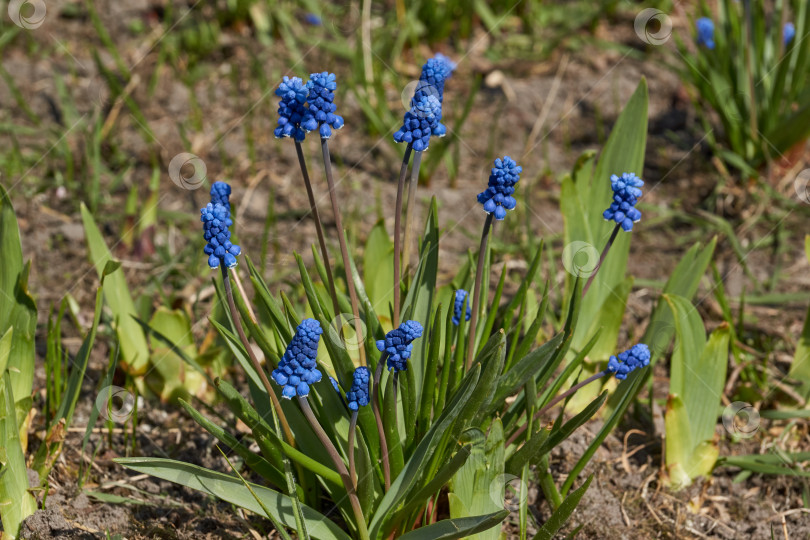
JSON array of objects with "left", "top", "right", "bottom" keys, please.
[{"left": 3, "top": 1, "right": 810, "bottom": 538}]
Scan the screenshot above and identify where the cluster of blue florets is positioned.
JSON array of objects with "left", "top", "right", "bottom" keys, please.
[
  {"left": 201, "top": 202, "right": 241, "bottom": 269},
  {"left": 274, "top": 76, "right": 318, "bottom": 142},
  {"left": 414, "top": 53, "right": 455, "bottom": 137},
  {"left": 606, "top": 344, "right": 650, "bottom": 380},
  {"left": 419, "top": 53, "right": 455, "bottom": 101},
  {"left": 453, "top": 289, "right": 471, "bottom": 326},
  {"left": 306, "top": 72, "right": 345, "bottom": 139},
  {"left": 377, "top": 320, "right": 424, "bottom": 372},
  {"left": 696, "top": 17, "right": 715, "bottom": 49},
  {"left": 393, "top": 93, "right": 443, "bottom": 152},
  {"left": 346, "top": 367, "right": 371, "bottom": 411},
  {"left": 477, "top": 156, "right": 522, "bottom": 220},
  {"left": 271, "top": 319, "right": 323, "bottom": 399},
  {"left": 603, "top": 172, "right": 644, "bottom": 231},
  {"left": 783, "top": 22, "right": 796, "bottom": 45},
  {"left": 210, "top": 181, "right": 231, "bottom": 211}
]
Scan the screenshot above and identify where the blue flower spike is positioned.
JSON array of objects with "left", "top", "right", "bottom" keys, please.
[
  {"left": 603, "top": 172, "right": 644, "bottom": 231},
  {"left": 606, "top": 344, "right": 651, "bottom": 380},
  {"left": 696, "top": 17, "right": 715, "bottom": 49},
  {"left": 306, "top": 72, "right": 344, "bottom": 139},
  {"left": 416, "top": 53, "right": 456, "bottom": 136},
  {"left": 393, "top": 93, "right": 442, "bottom": 152},
  {"left": 274, "top": 76, "right": 318, "bottom": 142},
  {"left": 346, "top": 366, "right": 371, "bottom": 411},
  {"left": 376, "top": 320, "right": 424, "bottom": 372},
  {"left": 453, "top": 289, "right": 471, "bottom": 326},
  {"left": 271, "top": 319, "right": 324, "bottom": 399},
  {"left": 477, "top": 156, "right": 522, "bottom": 221},
  {"left": 784, "top": 22, "right": 795, "bottom": 46},
  {"left": 210, "top": 181, "right": 231, "bottom": 211},
  {"left": 201, "top": 202, "right": 241, "bottom": 269}
]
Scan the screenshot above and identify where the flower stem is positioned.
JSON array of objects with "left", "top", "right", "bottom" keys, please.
[
  {"left": 393, "top": 144, "right": 413, "bottom": 327},
  {"left": 298, "top": 397, "right": 369, "bottom": 540},
  {"left": 294, "top": 141, "right": 340, "bottom": 318},
  {"left": 401, "top": 150, "right": 423, "bottom": 277},
  {"left": 221, "top": 266, "right": 295, "bottom": 446},
  {"left": 505, "top": 370, "right": 608, "bottom": 447},
  {"left": 371, "top": 354, "right": 391, "bottom": 489},
  {"left": 232, "top": 269, "right": 257, "bottom": 324},
  {"left": 582, "top": 223, "right": 621, "bottom": 298},
  {"left": 349, "top": 410, "right": 359, "bottom": 486},
  {"left": 465, "top": 213, "right": 494, "bottom": 371},
  {"left": 321, "top": 138, "right": 366, "bottom": 366}
]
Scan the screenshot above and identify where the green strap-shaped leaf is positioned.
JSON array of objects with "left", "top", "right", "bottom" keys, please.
[
  {"left": 115, "top": 458, "right": 350, "bottom": 540},
  {"left": 80, "top": 203, "right": 149, "bottom": 373},
  {"left": 396, "top": 510, "right": 510, "bottom": 540},
  {"left": 532, "top": 475, "right": 593, "bottom": 540}
]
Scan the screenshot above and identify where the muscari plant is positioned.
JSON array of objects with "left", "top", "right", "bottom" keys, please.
[
  {"left": 114, "top": 61, "right": 687, "bottom": 539},
  {"left": 675, "top": 0, "right": 810, "bottom": 172},
  {"left": 0, "top": 185, "right": 104, "bottom": 540}
]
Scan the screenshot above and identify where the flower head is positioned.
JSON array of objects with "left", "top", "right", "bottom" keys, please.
[
  {"left": 393, "top": 93, "right": 442, "bottom": 152},
  {"left": 603, "top": 172, "right": 644, "bottom": 231},
  {"left": 271, "top": 319, "right": 323, "bottom": 399},
  {"left": 784, "top": 22, "right": 795, "bottom": 46},
  {"left": 696, "top": 17, "right": 715, "bottom": 49},
  {"left": 477, "top": 156, "right": 522, "bottom": 220},
  {"left": 329, "top": 376, "right": 340, "bottom": 393},
  {"left": 606, "top": 344, "right": 650, "bottom": 380},
  {"left": 274, "top": 76, "right": 318, "bottom": 142},
  {"left": 376, "top": 320, "right": 424, "bottom": 372},
  {"left": 453, "top": 289, "right": 471, "bottom": 326},
  {"left": 346, "top": 366, "right": 371, "bottom": 411},
  {"left": 210, "top": 181, "right": 231, "bottom": 211},
  {"left": 419, "top": 53, "right": 456, "bottom": 102},
  {"left": 201, "top": 202, "right": 241, "bottom": 269},
  {"left": 306, "top": 72, "right": 344, "bottom": 139}
]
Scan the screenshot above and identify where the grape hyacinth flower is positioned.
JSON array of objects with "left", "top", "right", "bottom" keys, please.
[
  {"left": 784, "top": 22, "right": 795, "bottom": 46},
  {"left": 477, "top": 156, "right": 522, "bottom": 221},
  {"left": 274, "top": 76, "right": 318, "bottom": 142},
  {"left": 346, "top": 367, "right": 371, "bottom": 411},
  {"left": 606, "top": 344, "right": 651, "bottom": 380},
  {"left": 306, "top": 72, "right": 344, "bottom": 139},
  {"left": 453, "top": 289, "right": 471, "bottom": 326},
  {"left": 210, "top": 181, "right": 231, "bottom": 211},
  {"left": 271, "top": 319, "right": 323, "bottom": 399},
  {"left": 416, "top": 53, "right": 456, "bottom": 136},
  {"left": 696, "top": 17, "right": 715, "bottom": 49},
  {"left": 603, "top": 172, "right": 644, "bottom": 231},
  {"left": 393, "top": 93, "right": 442, "bottom": 152},
  {"left": 376, "top": 320, "right": 424, "bottom": 372},
  {"left": 201, "top": 203, "right": 241, "bottom": 269}
]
